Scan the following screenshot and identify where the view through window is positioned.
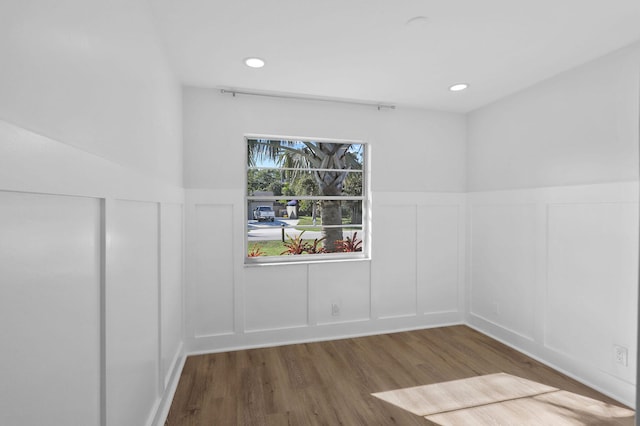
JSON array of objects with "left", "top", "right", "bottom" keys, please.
[{"left": 246, "top": 137, "right": 367, "bottom": 263}]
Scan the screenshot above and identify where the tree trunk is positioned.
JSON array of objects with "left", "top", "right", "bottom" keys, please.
[
  {"left": 321, "top": 199, "right": 343, "bottom": 252},
  {"left": 311, "top": 201, "right": 317, "bottom": 224},
  {"left": 313, "top": 143, "right": 351, "bottom": 252},
  {"left": 351, "top": 201, "right": 362, "bottom": 225}
]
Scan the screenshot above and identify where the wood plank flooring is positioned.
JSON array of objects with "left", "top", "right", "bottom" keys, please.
[{"left": 165, "top": 325, "right": 634, "bottom": 425}]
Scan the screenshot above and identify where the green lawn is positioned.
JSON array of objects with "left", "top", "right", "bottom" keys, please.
[
  {"left": 294, "top": 216, "right": 358, "bottom": 231},
  {"left": 294, "top": 216, "right": 324, "bottom": 231},
  {"left": 248, "top": 239, "right": 324, "bottom": 257},
  {"left": 247, "top": 217, "right": 363, "bottom": 256}
]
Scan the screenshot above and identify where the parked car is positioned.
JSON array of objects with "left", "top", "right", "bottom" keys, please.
[{"left": 253, "top": 206, "right": 275, "bottom": 222}]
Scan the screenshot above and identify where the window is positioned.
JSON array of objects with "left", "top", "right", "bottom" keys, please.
[{"left": 246, "top": 136, "right": 368, "bottom": 263}]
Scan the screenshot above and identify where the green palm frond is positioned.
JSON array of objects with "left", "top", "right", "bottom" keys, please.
[
  {"left": 248, "top": 138, "right": 360, "bottom": 195},
  {"left": 248, "top": 139, "right": 316, "bottom": 167}
]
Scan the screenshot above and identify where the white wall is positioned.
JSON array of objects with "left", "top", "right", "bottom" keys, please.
[
  {"left": 183, "top": 90, "right": 467, "bottom": 353},
  {"left": 184, "top": 90, "right": 466, "bottom": 192},
  {"left": 467, "top": 43, "right": 640, "bottom": 191},
  {"left": 0, "top": 1, "right": 184, "bottom": 425},
  {"left": 466, "top": 44, "right": 640, "bottom": 406},
  {"left": 0, "top": 0, "right": 182, "bottom": 186}
]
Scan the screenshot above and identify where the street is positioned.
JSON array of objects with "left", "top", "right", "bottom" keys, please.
[{"left": 247, "top": 219, "right": 323, "bottom": 241}]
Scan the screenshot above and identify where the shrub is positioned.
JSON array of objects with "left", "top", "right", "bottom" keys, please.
[
  {"left": 248, "top": 243, "right": 265, "bottom": 257},
  {"left": 334, "top": 231, "right": 362, "bottom": 252},
  {"left": 281, "top": 233, "right": 307, "bottom": 255},
  {"left": 281, "top": 231, "right": 327, "bottom": 255},
  {"left": 307, "top": 236, "right": 327, "bottom": 254}
]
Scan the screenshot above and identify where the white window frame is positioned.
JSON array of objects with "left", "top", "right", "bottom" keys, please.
[{"left": 245, "top": 134, "right": 370, "bottom": 265}]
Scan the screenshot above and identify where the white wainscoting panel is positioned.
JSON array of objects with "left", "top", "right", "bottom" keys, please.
[
  {"left": 372, "top": 203, "right": 418, "bottom": 319},
  {"left": 193, "top": 204, "right": 235, "bottom": 337},
  {"left": 467, "top": 182, "right": 638, "bottom": 407},
  {"left": 417, "top": 205, "right": 461, "bottom": 315},
  {"left": 160, "top": 203, "right": 184, "bottom": 389},
  {"left": 183, "top": 190, "right": 463, "bottom": 355},
  {"left": 1, "top": 120, "right": 186, "bottom": 426},
  {"left": 0, "top": 191, "right": 101, "bottom": 426},
  {"left": 311, "top": 261, "right": 371, "bottom": 325},
  {"left": 470, "top": 203, "right": 537, "bottom": 340},
  {"left": 106, "top": 199, "right": 160, "bottom": 426},
  {"left": 546, "top": 202, "right": 638, "bottom": 383},
  {"left": 245, "top": 264, "right": 309, "bottom": 332}
]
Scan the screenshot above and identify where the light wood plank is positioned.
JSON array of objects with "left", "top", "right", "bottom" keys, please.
[
  {"left": 372, "top": 373, "right": 558, "bottom": 416},
  {"left": 426, "top": 390, "right": 635, "bottom": 425}
]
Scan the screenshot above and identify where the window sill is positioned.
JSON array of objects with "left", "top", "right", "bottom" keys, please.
[{"left": 244, "top": 253, "right": 370, "bottom": 267}]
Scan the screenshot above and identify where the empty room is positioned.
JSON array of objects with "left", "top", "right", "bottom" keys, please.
[{"left": 1, "top": 1, "right": 639, "bottom": 425}]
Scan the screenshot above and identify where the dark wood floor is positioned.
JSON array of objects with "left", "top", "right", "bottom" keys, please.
[{"left": 165, "top": 325, "right": 633, "bottom": 425}]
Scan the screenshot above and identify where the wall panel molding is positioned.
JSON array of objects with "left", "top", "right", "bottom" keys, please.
[
  {"left": 372, "top": 203, "right": 418, "bottom": 319},
  {"left": 184, "top": 189, "right": 466, "bottom": 355},
  {"left": 0, "top": 191, "right": 102, "bottom": 426},
  {"left": 545, "top": 201, "right": 637, "bottom": 384},
  {"left": 417, "top": 204, "right": 462, "bottom": 316},
  {"left": 159, "top": 202, "right": 185, "bottom": 391},
  {"left": 191, "top": 203, "right": 236, "bottom": 337},
  {"left": 0, "top": 120, "right": 186, "bottom": 426},
  {"left": 105, "top": 199, "right": 160, "bottom": 426},
  {"left": 467, "top": 181, "right": 638, "bottom": 407},
  {"left": 469, "top": 202, "right": 538, "bottom": 340}
]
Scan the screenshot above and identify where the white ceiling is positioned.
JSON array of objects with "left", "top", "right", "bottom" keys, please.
[{"left": 149, "top": 0, "right": 640, "bottom": 112}]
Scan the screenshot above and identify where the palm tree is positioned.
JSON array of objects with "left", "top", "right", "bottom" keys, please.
[{"left": 248, "top": 139, "right": 362, "bottom": 252}]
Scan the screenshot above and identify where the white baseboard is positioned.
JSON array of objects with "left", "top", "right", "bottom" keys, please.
[{"left": 151, "top": 343, "right": 187, "bottom": 426}]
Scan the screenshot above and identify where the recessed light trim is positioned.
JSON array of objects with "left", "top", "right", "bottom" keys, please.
[
  {"left": 244, "top": 57, "right": 265, "bottom": 68},
  {"left": 449, "top": 83, "right": 469, "bottom": 92}
]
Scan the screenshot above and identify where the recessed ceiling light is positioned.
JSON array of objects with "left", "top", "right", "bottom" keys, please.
[
  {"left": 449, "top": 83, "right": 468, "bottom": 92},
  {"left": 244, "top": 57, "right": 265, "bottom": 68}
]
